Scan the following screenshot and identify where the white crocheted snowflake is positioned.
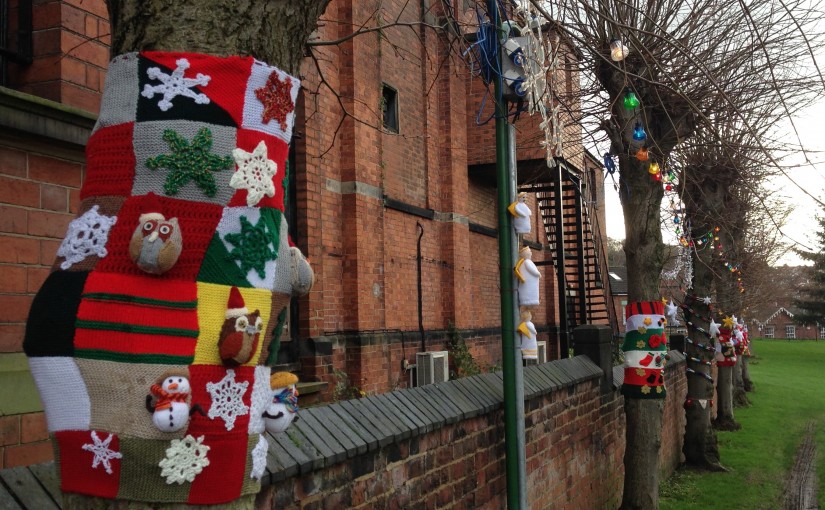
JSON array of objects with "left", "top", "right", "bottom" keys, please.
[
  {"left": 250, "top": 434, "right": 268, "bottom": 480},
  {"left": 206, "top": 369, "right": 250, "bottom": 431},
  {"left": 230, "top": 141, "right": 278, "bottom": 206},
  {"left": 248, "top": 365, "right": 272, "bottom": 434},
  {"left": 141, "top": 58, "right": 211, "bottom": 111},
  {"left": 56, "top": 205, "right": 117, "bottom": 269},
  {"left": 81, "top": 431, "right": 122, "bottom": 475},
  {"left": 159, "top": 435, "right": 211, "bottom": 484}
]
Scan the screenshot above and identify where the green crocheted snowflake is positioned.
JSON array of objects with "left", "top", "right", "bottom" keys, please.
[
  {"left": 224, "top": 216, "right": 276, "bottom": 279},
  {"left": 146, "top": 128, "right": 234, "bottom": 197}
]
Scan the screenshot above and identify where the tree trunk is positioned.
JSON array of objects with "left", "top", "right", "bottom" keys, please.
[
  {"left": 742, "top": 354, "right": 754, "bottom": 392},
  {"left": 107, "top": 0, "right": 331, "bottom": 74},
  {"left": 52, "top": 3, "right": 332, "bottom": 510},
  {"left": 732, "top": 355, "right": 750, "bottom": 407},
  {"left": 681, "top": 293, "right": 724, "bottom": 471},
  {"left": 713, "top": 366, "right": 741, "bottom": 431},
  {"left": 621, "top": 399, "right": 665, "bottom": 510},
  {"left": 617, "top": 136, "right": 668, "bottom": 510}
]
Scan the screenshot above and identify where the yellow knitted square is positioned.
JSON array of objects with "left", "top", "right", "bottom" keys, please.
[{"left": 193, "top": 282, "right": 273, "bottom": 366}]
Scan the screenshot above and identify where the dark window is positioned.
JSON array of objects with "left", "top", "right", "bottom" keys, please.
[{"left": 382, "top": 84, "right": 399, "bottom": 133}]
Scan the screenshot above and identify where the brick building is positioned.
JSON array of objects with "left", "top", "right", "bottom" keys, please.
[
  {"left": 753, "top": 307, "right": 823, "bottom": 340},
  {"left": 0, "top": 0, "right": 613, "bottom": 468}
]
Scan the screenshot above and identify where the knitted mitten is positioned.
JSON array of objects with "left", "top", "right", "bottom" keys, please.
[{"left": 23, "top": 52, "right": 312, "bottom": 504}]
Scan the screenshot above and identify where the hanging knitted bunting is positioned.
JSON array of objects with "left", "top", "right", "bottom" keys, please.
[
  {"left": 23, "top": 51, "right": 314, "bottom": 506},
  {"left": 622, "top": 301, "right": 668, "bottom": 398}
]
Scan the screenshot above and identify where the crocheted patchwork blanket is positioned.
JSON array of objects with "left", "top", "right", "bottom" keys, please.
[{"left": 24, "top": 51, "right": 313, "bottom": 504}]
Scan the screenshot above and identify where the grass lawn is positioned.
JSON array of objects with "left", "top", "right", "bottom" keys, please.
[{"left": 660, "top": 339, "right": 825, "bottom": 510}]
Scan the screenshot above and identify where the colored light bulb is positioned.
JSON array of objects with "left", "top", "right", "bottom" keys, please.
[
  {"left": 623, "top": 91, "right": 640, "bottom": 109},
  {"left": 648, "top": 161, "right": 660, "bottom": 174},
  {"left": 633, "top": 122, "right": 646, "bottom": 141},
  {"left": 610, "top": 38, "right": 629, "bottom": 61},
  {"left": 636, "top": 147, "right": 649, "bottom": 161}
]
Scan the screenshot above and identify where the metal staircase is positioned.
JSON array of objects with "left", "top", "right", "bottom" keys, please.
[{"left": 520, "top": 161, "right": 615, "bottom": 355}]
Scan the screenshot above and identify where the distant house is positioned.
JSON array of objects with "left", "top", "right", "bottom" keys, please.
[
  {"left": 609, "top": 266, "right": 628, "bottom": 333},
  {"left": 753, "top": 307, "right": 822, "bottom": 340}
]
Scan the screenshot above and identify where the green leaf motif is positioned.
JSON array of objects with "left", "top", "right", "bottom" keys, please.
[{"left": 146, "top": 128, "right": 234, "bottom": 197}]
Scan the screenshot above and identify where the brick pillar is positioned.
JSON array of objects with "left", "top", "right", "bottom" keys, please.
[{"left": 573, "top": 325, "right": 613, "bottom": 393}]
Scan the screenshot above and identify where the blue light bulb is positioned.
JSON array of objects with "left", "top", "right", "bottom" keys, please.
[{"left": 632, "top": 122, "right": 646, "bottom": 141}]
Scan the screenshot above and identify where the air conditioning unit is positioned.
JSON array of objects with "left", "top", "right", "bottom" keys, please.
[
  {"left": 416, "top": 351, "right": 449, "bottom": 386},
  {"left": 537, "top": 341, "right": 548, "bottom": 364}
]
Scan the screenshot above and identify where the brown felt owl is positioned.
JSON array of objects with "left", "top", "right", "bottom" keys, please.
[
  {"left": 128, "top": 192, "right": 182, "bottom": 274},
  {"left": 218, "top": 286, "right": 263, "bottom": 366}
]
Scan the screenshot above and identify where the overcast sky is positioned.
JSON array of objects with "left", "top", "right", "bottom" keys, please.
[{"left": 603, "top": 99, "right": 825, "bottom": 267}]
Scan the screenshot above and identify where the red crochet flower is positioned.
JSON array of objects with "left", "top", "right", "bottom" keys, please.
[{"left": 649, "top": 333, "right": 665, "bottom": 348}]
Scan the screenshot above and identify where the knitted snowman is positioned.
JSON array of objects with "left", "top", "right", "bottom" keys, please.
[
  {"left": 263, "top": 372, "right": 300, "bottom": 434},
  {"left": 24, "top": 52, "right": 313, "bottom": 504}
]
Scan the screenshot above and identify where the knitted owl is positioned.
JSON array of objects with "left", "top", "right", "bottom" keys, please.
[{"left": 24, "top": 52, "right": 313, "bottom": 505}]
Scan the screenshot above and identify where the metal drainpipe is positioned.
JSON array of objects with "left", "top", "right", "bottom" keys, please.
[{"left": 416, "top": 222, "right": 425, "bottom": 354}]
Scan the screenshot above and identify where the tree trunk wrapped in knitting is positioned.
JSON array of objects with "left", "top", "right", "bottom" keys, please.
[{"left": 23, "top": 50, "right": 314, "bottom": 507}]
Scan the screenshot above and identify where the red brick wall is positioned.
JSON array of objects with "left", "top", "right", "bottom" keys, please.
[
  {"left": 10, "top": 0, "right": 109, "bottom": 113},
  {"left": 259, "top": 356, "right": 688, "bottom": 509},
  {"left": 0, "top": 143, "right": 83, "bottom": 345}
]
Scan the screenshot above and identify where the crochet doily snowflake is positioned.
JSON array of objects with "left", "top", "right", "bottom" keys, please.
[
  {"left": 142, "top": 58, "right": 211, "bottom": 111},
  {"left": 230, "top": 140, "right": 278, "bottom": 207},
  {"left": 206, "top": 369, "right": 250, "bottom": 431},
  {"left": 56, "top": 205, "right": 117, "bottom": 269},
  {"left": 159, "top": 435, "right": 210, "bottom": 484},
  {"left": 250, "top": 434, "right": 268, "bottom": 480},
  {"left": 81, "top": 431, "right": 122, "bottom": 475}
]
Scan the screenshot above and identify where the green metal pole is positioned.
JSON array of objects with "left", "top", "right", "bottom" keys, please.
[{"left": 489, "top": 2, "right": 525, "bottom": 507}]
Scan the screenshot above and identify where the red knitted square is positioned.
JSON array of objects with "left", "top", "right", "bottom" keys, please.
[
  {"left": 93, "top": 195, "right": 222, "bottom": 280},
  {"left": 141, "top": 52, "right": 251, "bottom": 127},
  {"left": 227, "top": 129, "right": 288, "bottom": 210},
  {"left": 74, "top": 273, "right": 199, "bottom": 364},
  {"left": 187, "top": 431, "right": 249, "bottom": 504},
  {"left": 55, "top": 430, "right": 122, "bottom": 499},
  {"left": 81, "top": 123, "right": 136, "bottom": 200},
  {"left": 187, "top": 364, "right": 255, "bottom": 436}
]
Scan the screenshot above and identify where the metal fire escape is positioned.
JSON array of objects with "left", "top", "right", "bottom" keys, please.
[{"left": 520, "top": 159, "right": 616, "bottom": 355}]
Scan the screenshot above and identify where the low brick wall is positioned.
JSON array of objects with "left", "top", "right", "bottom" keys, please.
[{"left": 256, "top": 352, "right": 687, "bottom": 509}]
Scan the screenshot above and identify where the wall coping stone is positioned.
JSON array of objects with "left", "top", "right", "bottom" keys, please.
[
  {"left": 0, "top": 86, "right": 96, "bottom": 147},
  {"left": 261, "top": 355, "right": 605, "bottom": 485}
]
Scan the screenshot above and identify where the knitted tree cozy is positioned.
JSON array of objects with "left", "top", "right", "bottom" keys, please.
[
  {"left": 621, "top": 301, "right": 668, "bottom": 398},
  {"left": 23, "top": 52, "right": 313, "bottom": 505}
]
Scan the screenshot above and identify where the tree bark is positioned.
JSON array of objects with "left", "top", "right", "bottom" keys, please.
[
  {"left": 621, "top": 399, "right": 665, "bottom": 510},
  {"left": 742, "top": 354, "right": 754, "bottom": 392},
  {"left": 713, "top": 366, "right": 741, "bottom": 431},
  {"left": 107, "top": 0, "right": 331, "bottom": 74},
  {"left": 732, "top": 355, "right": 750, "bottom": 407},
  {"left": 681, "top": 295, "right": 724, "bottom": 470}
]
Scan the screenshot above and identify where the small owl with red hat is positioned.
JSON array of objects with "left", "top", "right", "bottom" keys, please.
[
  {"left": 128, "top": 192, "right": 182, "bottom": 274},
  {"left": 218, "top": 286, "right": 263, "bottom": 366}
]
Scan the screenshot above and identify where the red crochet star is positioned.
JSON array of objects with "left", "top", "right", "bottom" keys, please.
[{"left": 255, "top": 71, "right": 294, "bottom": 131}]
